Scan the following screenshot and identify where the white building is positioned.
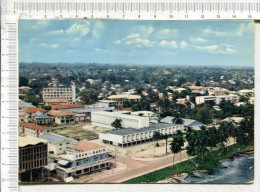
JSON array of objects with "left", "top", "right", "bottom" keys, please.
[
  {"left": 99, "top": 123, "right": 185, "bottom": 147},
  {"left": 42, "top": 82, "right": 76, "bottom": 102},
  {"left": 20, "top": 122, "right": 48, "bottom": 137},
  {"left": 195, "top": 94, "right": 240, "bottom": 105},
  {"left": 40, "top": 132, "right": 78, "bottom": 155},
  {"left": 91, "top": 111, "right": 150, "bottom": 129}
]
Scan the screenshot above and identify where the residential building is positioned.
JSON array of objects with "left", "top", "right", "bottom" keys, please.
[
  {"left": 55, "top": 140, "right": 113, "bottom": 179},
  {"left": 91, "top": 111, "right": 150, "bottom": 129},
  {"left": 40, "top": 132, "right": 78, "bottom": 155},
  {"left": 20, "top": 122, "right": 48, "bottom": 137},
  {"left": 208, "top": 87, "right": 230, "bottom": 96},
  {"left": 195, "top": 94, "right": 240, "bottom": 105},
  {"left": 19, "top": 86, "right": 32, "bottom": 95},
  {"left": 31, "top": 112, "right": 53, "bottom": 125},
  {"left": 187, "top": 86, "right": 207, "bottom": 94},
  {"left": 23, "top": 108, "right": 47, "bottom": 122},
  {"left": 51, "top": 103, "right": 83, "bottom": 110},
  {"left": 48, "top": 110, "right": 75, "bottom": 124},
  {"left": 99, "top": 123, "right": 185, "bottom": 147},
  {"left": 160, "top": 116, "right": 204, "bottom": 130},
  {"left": 19, "top": 99, "right": 35, "bottom": 110},
  {"left": 42, "top": 82, "right": 76, "bottom": 102},
  {"left": 19, "top": 135, "right": 48, "bottom": 173}
]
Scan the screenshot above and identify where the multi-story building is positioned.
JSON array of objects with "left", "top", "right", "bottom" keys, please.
[
  {"left": 91, "top": 111, "right": 150, "bottom": 129},
  {"left": 55, "top": 140, "right": 113, "bottom": 179},
  {"left": 99, "top": 123, "right": 185, "bottom": 147},
  {"left": 40, "top": 132, "right": 78, "bottom": 155},
  {"left": 42, "top": 82, "right": 76, "bottom": 102},
  {"left": 19, "top": 135, "right": 48, "bottom": 174},
  {"left": 195, "top": 94, "right": 240, "bottom": 105}
]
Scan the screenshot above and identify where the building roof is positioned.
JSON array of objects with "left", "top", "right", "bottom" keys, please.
[
  {"left": 92, "top": 111, "right": 148, "bottom": 121},
  {"left": 73, "top": 140, "right": 105, "bottom": 152},
  {"left": 44, "top": 98, "right": 70, "bottom": 103},
  {"left": 102, "top": 123, "right": 176, "bottom": 136},
  {"left": 19, "top": 135, "right": 47, "bottom": 147},
  {"left": 19, "top": 101, "right": 35, "bottom": 110},
  {"left": 48, "top": 109, "right": 74, "bottom": 117},
  {"left": 107, "top": 94, "right": 141, "bottom": 100},
  {"left": 40, "top": 132, "right": 76, "bottom": 144},
  {"left": 24, "top": 108, "right": 47, "bottom": 113},
  {"left": 32, "top": 112, "right": 53, "bottom": 120},
  {"left": 160, "top": 116, "right": 204, "bottom": 127},
  {"left": 51, "top": 103, "right": 83, "bottom": 110},
  {"left": 19, "top": 86, "right": 31, "bottom": 90},
  {"left": 67, "top": 107, "right": 114, "bottom": 114},
  {"left": 20, "top": 122, "right": 46, "bottom": 131}
]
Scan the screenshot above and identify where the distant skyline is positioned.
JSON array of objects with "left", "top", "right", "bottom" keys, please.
[{"left": 19, "top": 20, "right": 254, "bottom": 67}]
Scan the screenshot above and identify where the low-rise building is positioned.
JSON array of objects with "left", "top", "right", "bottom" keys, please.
[
  {"left": 31, "top": 112, "right": 53, "bottom": 125},
  {"left": 20, "top": 122, "right": 48, "bottom": 137},
  {"left": 40, "top": 132, "right": 78, "bottom": 155},
  {"left": 43, "top": 98, "right": 71, "bottom": 105},
  {"left": 55, "top": 140, "right": 113, "bottom": 179},
  {"left": 195, "top": 94, "right": 240, "bottom": 105},
  {"left": 51, "top": 103, "right": 83, "bottom": 110},
  {"left": 160, "top": 116, "right": 204, "bottom": 130},
  {"left": 91, "top": 111, "right": 150, "bottom": 129},
  {"left": 99, "top": 123, "right": 185, "bottom": 147},
  {"left": 23, "top": 108, "right": 47, "bottom": 122},
  {"left": 48, "top": 110, "right": 75, "bottom": 124}
]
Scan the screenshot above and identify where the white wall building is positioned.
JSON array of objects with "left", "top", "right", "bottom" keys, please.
[
  {"left": 99, "top": 123, "right": 185, "bottom": 147},
  {"left": 91, "top": 111, "right": 149, "bottom": 129},
  {"left": 195, "top": 94, "right": 240, "bottom": 105},
  {"left": 43, "top": 82, "right": 76, "bottom": 102}
]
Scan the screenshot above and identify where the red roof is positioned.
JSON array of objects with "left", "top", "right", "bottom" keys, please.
[
  {"left": 20, "top": 122, "right": 46, "bottom": 131},
  {"left": 24, "top": 108, "right": 46, "bottom": 113},
  {"left": 51, "top": 104, "right": 82, "bottom": 110},
  {"left": 48, "top": 109, "right": 74, "bottom": 117},
  {"left": 73, "top": 140, "right": 105, "bottom": 152}
]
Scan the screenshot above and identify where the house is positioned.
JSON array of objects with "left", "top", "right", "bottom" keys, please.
[
  {"left": 23, "top": 108, "right": 47, "bottom": 122},
  {"left": 19, "top": 86, "right": 32, "bottom": 95},
  {"left": 55, "top": 140, "right": 113, "bottom": 179},
  {"left": 48, "top": 110, "right": 75, "bottom": 124},
  {"left": 40, "top": 132, "right": 78, "bottom": 155},
  {"left": 31, "top": 112, "right": 53, "bottom": 125},
  {"left": 107, "top": 94, "right": 141, "bottom": 108},
  {"left": 19, "top": 99, "right": 35, "bottom": 110},
  {"left": 20, "top": 122, "right": 48, "bottom": 137},
  {"left": 195, "top": 94, "right": 240, "bottom": 105}
]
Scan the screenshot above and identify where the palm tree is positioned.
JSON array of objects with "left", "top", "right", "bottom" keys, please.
[
  {"left": 170, "top": 130, "right": 185, "bottom": 168},
  {"left": 153, "top": 131, "right": 163, "bottom": 147},
  {"left": 162, "top": 134, "right": 169, "bottom": 154}
]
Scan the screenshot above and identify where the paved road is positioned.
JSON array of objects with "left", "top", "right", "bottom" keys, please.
[{"left": 75, "top": 151, "right": 189, "bottom": 183}]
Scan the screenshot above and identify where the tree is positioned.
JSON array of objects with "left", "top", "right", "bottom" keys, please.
[
  {"left": 170, "top": 130, "right": 184, "bottom": 168},
  {"left": 172, "top": 117, "right": 184, "bottom": 125},
  {"left": 111, "top": 119, "right": 122, "bottom": 129},
  {"left": 153, "top": 131, "right": 163, "bottom": 147},
  {"left": 80, "top": 89, "right": 98, "bottom": 105},
  {"left": 19, "top": 76, "right": 28, "bottom": 87}
]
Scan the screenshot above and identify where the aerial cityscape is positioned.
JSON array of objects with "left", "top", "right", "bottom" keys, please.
[{"left": 18, "top": 20, "right": 254, "bottom": 184}]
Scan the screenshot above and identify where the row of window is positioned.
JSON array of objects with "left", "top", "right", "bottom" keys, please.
[{"left": 75, "top": 149, "right": 106, "bottom": 158}]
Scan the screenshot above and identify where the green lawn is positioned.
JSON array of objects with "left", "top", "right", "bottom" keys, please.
[{"left": 123, "top": 144, "right": 253, "bottom": 184}]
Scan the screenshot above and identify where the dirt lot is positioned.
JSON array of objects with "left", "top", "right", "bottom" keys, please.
[{"left": 52, "top": 123, "right": 110, "bottom": 141}]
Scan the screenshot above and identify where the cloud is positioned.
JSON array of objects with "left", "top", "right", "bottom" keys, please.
[
  {"left": 135, "top": 25, "right": 154, "bottom": 37},
  {"left": 194, "top": 43, "right": 237, "bottom": 54},
  {"left": 126, "top": 33, "right": 140, "bottom": 39},
  {"left": 113, "top": 40, "right": 122, "bottom": 45},
  {"left": 157, "top": 29, "right": 178, "bottom": 36},
  {"left": 92, "top": 20, "right": 105, "bottom": 38},
  {"left": 66, "top": 21, "right": 90, "bottom": 36},
  {"left": 38, "top": 43, "right": 59, "bottom": 48},
  {"left": 236, "top": 22, "right": 254, "bottom": 36},
  {"left": 190, "top": 37, "right": 208, "bottom": 43},
  {"left": 203, "top": 27, "right": 228, "bottom": 37},
  {"left": 32, "top": 20, "right": 49, "bottom": 29},
  {"left": 47, "top": 29, "right": 64, "bottom": 35},
  {"left": 180, "top": 40, "right": 188, "bottom": 49},
  {"left": 159, "top": 40, "right": 178, "bottom": 48}
]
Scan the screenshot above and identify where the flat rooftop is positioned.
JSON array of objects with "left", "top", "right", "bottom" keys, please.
[
  {"left": 19, "top": 135, "right": 47, "bottom": 147},
  {"left": 92, "top": 111, "right": 149, "bottom": 121}
]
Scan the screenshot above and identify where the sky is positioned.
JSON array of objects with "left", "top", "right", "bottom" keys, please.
[{"left": 19, "top": 20, "right": 254, "bottom": 67}]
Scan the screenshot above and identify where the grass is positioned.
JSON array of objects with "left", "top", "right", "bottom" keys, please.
[
  {"left": 52, "top": 125, "right": 98, "bottom": 140},
  {"left": 123, "top": 144, "right": 253, "bottom": 184}
]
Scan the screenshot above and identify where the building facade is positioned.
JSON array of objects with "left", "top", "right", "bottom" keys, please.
[
  {"left": 195, "top": 94, "right": 240, "bottom": 105},
  {"left": 55, "top": 140, "right": 113, "bottom": 179},
  {"left": 48, "top": 110, "right": 75, "bottom": 124},
  {"left": 20, "top": 122, "right": 48, "bottom": 137},
  {"left": 19, "top": 136, "right": 48, "bottom": 173},
  {"left": 99, "top": 123, "right": 185, "bottom": 147},
  {"left": 42, "top": 82, "right": 76, "bottom": 102}
]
